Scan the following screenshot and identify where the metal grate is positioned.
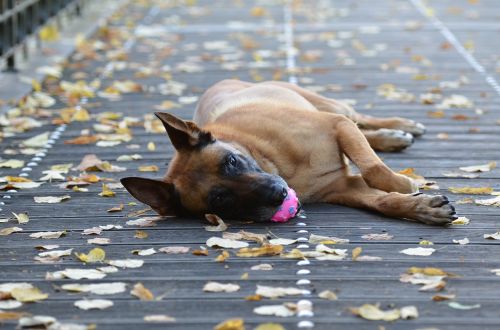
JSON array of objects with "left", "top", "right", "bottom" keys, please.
[{"left": 0, "top": 0, "right": 82, "bottom": 71}]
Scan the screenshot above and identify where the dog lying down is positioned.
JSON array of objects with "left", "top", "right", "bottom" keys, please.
[{"left": 121, "top": 80, "right": 456, "bottom": 225}]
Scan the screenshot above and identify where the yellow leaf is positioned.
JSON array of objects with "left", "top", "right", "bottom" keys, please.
[
  {"left": 419, "top": 240, "right": 434, "bottom": 245},
  {"left": 75, "top": 247, "right": 106, "bottom": 263},
  {"left": 407, "top": 267, "right": 453, "bottom": 276},
  {"left": 250, "top": 6, "right": 266, "bottom": 16},
  {"left": 107, "top": 204, "right": 124, "bottom": 212},
  {"left": 352, "top": 247, "right": 362, "bottom": 261},
  {"left": 32, "top": 79, "right": 42, "bottom": 92},
  {"left": 39, "top": 25, "right": 59, "bottom": 41},
  {"left": 138, "top": 165, "right": 159, "bottom": 172},
  {"left": 237, "top": 245, "right": 283, "bottom": 257},
  {"left": 131, "top": 282, "right": 154, "bottom": 301},
  {"left": 351, "top": 304, "right": 400, "bottom": 321},
  {"left": 147, "top": 142, "right": 156, "bottom": 151},
  {"left": 448, "top": 187, "right": 493, "bottom": 195},
  {"left": 11, "top": 287, "right": 48, "bottom": 302},
  {"left": 0, "top": 159, "right": 24, "bottom": 169},
  {"left": 12, "top": 212, "right": 29, "bottom": 224},
  {"left": 254, "top": 324, "right": 285, "bottom": 330},
  {"left": 0, "top": 311, "right": 29, "bottom": 320},
  {"left": 72, "top": 108, "right": 90, "bottom": 122},
  {"left": 5, "top": 176, "right": 32, "bottom": 183},
  {"left": 134, "top": 230, "right": 148, "bottom": 239},
  {"left": 215, "top": 250, "right": 230, "bottom": 262},
  {"left": 99, "top": 184, "right": 115, "bottom": 197},
  {"left": 214, "top": 318, "right": 245, "bottom": 330}
]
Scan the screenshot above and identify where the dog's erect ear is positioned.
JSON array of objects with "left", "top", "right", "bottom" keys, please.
[
  {"left": 121, "top": 177, "right": 177, "bottom": 216},
  {"left": 154, "top": 112, "right": 214, "bottom": 150}
]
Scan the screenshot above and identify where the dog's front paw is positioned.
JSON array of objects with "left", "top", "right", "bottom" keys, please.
[
  {"left": 411, "top": 194, "right": 456, "bottom": 225},
  {"left": 395, "top": 120, "right": 426, "bottom": 137}
]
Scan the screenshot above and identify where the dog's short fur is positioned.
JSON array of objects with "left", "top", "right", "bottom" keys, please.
[{"left": 122, "top": 80, "right": 456, "bottom": 225}]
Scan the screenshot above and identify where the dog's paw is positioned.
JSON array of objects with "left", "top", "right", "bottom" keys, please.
[
  {"left": 410, "top": 194, "right": 456, "bottom": 225},
  {"left": 394, "top": 120, "right": 426, "bottom": 137},
  {"left": 374, "top": 129, "right": 414, "bottom": 152}
]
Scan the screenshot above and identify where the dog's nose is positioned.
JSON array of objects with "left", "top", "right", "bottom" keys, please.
[{"left": 269, "top": 186, "right": 288, "bottom": 206}]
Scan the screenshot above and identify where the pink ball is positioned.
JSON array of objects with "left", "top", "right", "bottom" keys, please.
[{"left": 271, "top": 187, "right": 300, "bottom": 223}]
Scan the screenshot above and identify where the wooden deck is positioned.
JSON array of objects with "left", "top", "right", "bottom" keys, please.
[{"left": 1, "top": 0, "right": 499, "bottom": 329}]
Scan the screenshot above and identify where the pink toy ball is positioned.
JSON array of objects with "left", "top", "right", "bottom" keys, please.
[{"left": 271, "top": 187, "right": 300, "bottom": 223}]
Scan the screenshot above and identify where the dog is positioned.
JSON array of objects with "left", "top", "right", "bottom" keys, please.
[{"left": 121, "top": 80, "right": 456, "bottom": 225}]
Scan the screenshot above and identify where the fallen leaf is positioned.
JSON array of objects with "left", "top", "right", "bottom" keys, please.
[
  {"left": 452, "top": 216, "right": 470, "bottom": 225},
  {"left": 138, "top": 165, "right": 159, "bottom": 172},
  {"left": 237, "top": 245, "right": 283, "bottom": 257},
  {"left": 448, "top": 187, "right": 493, "bottom": 194},
  {"left": 99, "top": 184, "right": 115, "bottom": 197},
  {"left": 251, "top": 264, "right": 273, "bottom": 271},
  {"left": 214, "top": 318, "right": 245, "bottom": 330},
  {"left": 318, "top": 290, "right": 338, "bottom": 300},
  {"left": 361, "top": 233, "right": 393, "bottom": 240},
  {"left": 309, "top": 233, "right": 349, "bottom": 244},
  {"left": 206, "top": 237, "right": 249, "bottom": 249},
  {"left": 74, "top": 299, "right": 113, "bottom": 310},
  {"left": 12, "top": 212, "right": 30, "bottom": 224},
  {"left": 61, "top": 282, "right": 127, "bottom": 295},
  {"left": 204, "top": 214, "right": 228, "bottom": 232},
  {"left": 0, "top": 311, "right": 28, "bottom": 320},
  {"left": 0, "top": 159, "right": 24, "bottom": 168},
  {"left": 75, "top": 248, "right": 106, "bottom": 263},
  {"left": 203, "top": 282, "right": 240, "bottom": 293},
  {"left": 352, "top": 247, "right": 362, "bottom": 261},
  {"left": 107, "top": 204, "right": 124, "bottom": 212},
  {"left": 131, "top": 282, "right": 154, "bottom": 300},
  {"left": 144, "top": 314, "right": 176, "bottom": 322},
  {"left": 484, "top": 232, "right": 500, "bottom": 240},
  {"left": 400, "top": 306, "right": 419, "bottom": 319},
  {"left": 11, "top": 287, "right": 48, "bottom": 302},
  {"left": 192, "top": 249, "right": 209, "bottom": 256},
  {"left": 253, "top": 304, "right": 296, "bottom": 317},
  {"left": 0, "top": 300, "right": 23, "bottom": 310},
  {"left": 400, "top": 247, "right": 435, "bottom": 256},
  {"left": 107, "top": 259, "right": 144, "bottom": 268},
  {"left": 17, "top": 315, "right": 56, "bottom": 328},
  {"left": 256, "top": 285, "right": 305, "bottom": 298},
  {"left": 448, "top": 302, "right": 481, "bottom": 310},
  {"left": 0, "top": 227, "right": 23, "bottom": 236},
  {"left": 134, "top": 230, "right": 148, "bottom": 239},
  {"left": 459, "top": 162, "right": 496, "bottom": 172},
  {"left": 223, "top": 231, "right": 267, "bottom": 244},
  {"left": 254, "top": 324, "right": 285, "bottom": 330},
  {"left": 432, "top": 294, "right": 456, "bottom": 301},
  {"left": 133, "top": 248, "right": 156, "bottom": 256},
  {"left": 159, "top": 246, "right": 190, "bottom": 254},
  {"left": 475, "top": 196, "right": 500, "bottom": 207},
  {"left": 453, "top": 237, "right": 470, "bottom": 245},
  {"left": 29, "top": 231, "right": 66, "bottom": 239},
  {"left": 21, "top": 132, "right": 50, "bottom": 148},
  {"left": 269, "top": 238, "right": 296, "bottom": 246},
  {"left": 34, "top": 195, "right": 71, "bottom": 203},
  {"left": 351, "top": 304, "right": 400, "bottom": 321},
  {"left": 47, "top": 268, "right": 106, "bottom": 280},
  {"left": 88, "top": 237, "right": 111, "bottom": 245},
  {"left": 215, "top": 250, "right": 230, "bottom": 262}
]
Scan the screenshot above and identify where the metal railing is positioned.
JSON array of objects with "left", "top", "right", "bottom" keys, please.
[{"left": 0, "top": 0, "right": 82, "bottom": 71}]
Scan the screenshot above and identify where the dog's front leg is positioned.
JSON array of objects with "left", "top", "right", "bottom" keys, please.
[{"left": 325, "top": 175, "right": 456, "bottom": 225}]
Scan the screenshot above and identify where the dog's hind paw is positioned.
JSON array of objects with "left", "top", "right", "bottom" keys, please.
[{"left": 370, "top": 129, "right": 414, "bottom": 152}]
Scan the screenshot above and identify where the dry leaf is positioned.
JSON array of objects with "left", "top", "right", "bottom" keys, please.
[
  {"left": 192, "top": 249, "right": 209, "bottom": 256},
  {"left": 400, "top": 247, "right": 435, "bottom": 256},
  {"left": 206, "top": 237, "right": 249, "bottom": 249},
  {"left": 134, "top": 230, "right": 148, "bottom": 239},
  {"left": 107, "top": 204, "right": 124, "bottom": 212},
  {"left": 74, "top": 299, "right": 113, "bottom": 310},
  {"left": 318, "top": 290, "right": 338, "bottom": 300},
  {"left": 29, "top": 231, "right": 65, "bottom": 239},
  {"left": 352, "top": 247, "right": 362, "bottom": 261},
  {"left": 107, "top": 259, "right": 144, "bottom": 268},
  {"left": 0, "top": 227, "right": 23, "bottom": 236},
  {"left": 88, "top": 237, "right": 111, "bottom": 245},
  {"left": 204, "top": 214, "right": 227, "bottom": 232},
  {"left": 12, "top": 212, "right": 29, "bottom": 224},
  {"left": 237, "top": 245, "right": 283, "bottom": 257},
  {"left": 214, "top": 318, "right": 245, "bottom": 330},
  {"left": 11, "top": 287, "right": 48, "bottom": 302},
  {"left": 475, "top": 196, "right": 500, "bottom": 207},
  {"left": 47, "top": 268, "right": 106, "bottom": 280},
  {"left": 0, "top": 300, "right": 23, "bottom": 310},
  {"left": 34, "top": 195, "right": 71, "bottom": 203},
  {"left": 256, "top": 285, "right": 305, "bottom": 298},
  {"left": 0, "top": 311, "right": 28, "bottom": 320},
  {"left": 254, "top": 324, "right": 285, "bottom": 330},
  {"left": 133, "top": 248, "right": 156, "bottom": 256},
  {"left": 452, "top": 216, "right": 470, "bottom": 225},
  {"left": 0, "top": 159, "right": 24, "bottom": 168},
  {"left": 75, "top": 248, "right": 106, "bottom": 263},
  {"left": 459, "top": 162, "right": 496, "bottom": 172},
  {"left": 159, "top": 246, "right": 190, "bottom": 254},
  {"left": 484, "top": 232, "right": 500, "bottom": 240},
  {"left": 223, "top": 231, "right": 267, "bottom": 244},
  {"left": 400, "top": 306, "right": 419, "bottom": 319},
  {"left": 253, "top": 304, "right": 296, "bottom": 317},
  {"left": 448, "top": 187, "right": 493, "bottom": 194},
  {"left": 251, "top": 264, "right": 273, "bottom": 271},
  {"left": 453, "top": 237, "right": 470, "bottom": 245},
  {"left": 448, "top": 302, "right": 480, "bottom": 310},
  {"left": 131, "top": 282, "right": 154, "bottom": 300},
  {"left": 99, "top": 184, "right": 115, "bottom": 197},
  {"left": 61, "top": 282, "right": 127, "bottom": 295},
  {"left": 215, "top": 250, "right": 230, "bottom": 262},
  {"left": 138, "top": 165, "right": 159, "bottom": 172},
  {"left": 269, "top": 238, "right": 296, "bottom": 246},
  {"left": 144, "top": 314, "right": 176, "bottom": 322},
  {"left": 361, "top": 233, "right": 393, "bottom": 240},
  {"left": 432, "top": 294, "right": 456, "bottom": 301},
  {"left": 351, "top": 304, "right": 400, "bottom": 321},
  {"left": 309, "top": 233, "right": 349, "bottom": 244},
  {"left": 203, "top": 282, "right": 240, "bottom": 293}
]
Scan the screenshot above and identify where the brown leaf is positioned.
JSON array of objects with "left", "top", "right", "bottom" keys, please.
[
  {"left": 131, "top": 282, "right": 154, "bottom": 301},
  {"left": 237, "top": 245, "right": 283, "bottom": 257}
]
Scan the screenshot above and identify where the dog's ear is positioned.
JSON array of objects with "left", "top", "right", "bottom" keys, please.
[
  {"left": 154, "top": 112, "right": 214, "bottom": 150},
  {"left": 121, "top": 177, "right": 177, "bottom": 216}
]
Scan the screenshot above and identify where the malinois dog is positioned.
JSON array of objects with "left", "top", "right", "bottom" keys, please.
[{"left": 121, "top": 80, "right": 456, "bottom": 225}]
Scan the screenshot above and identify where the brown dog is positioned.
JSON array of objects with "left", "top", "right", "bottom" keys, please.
[{"left": 121, "top": 80, "right": 456, "bottom": 225}]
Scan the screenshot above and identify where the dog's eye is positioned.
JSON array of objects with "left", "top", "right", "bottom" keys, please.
[{"left": 227, "top": 154, "right": 237, "bottom": 167}]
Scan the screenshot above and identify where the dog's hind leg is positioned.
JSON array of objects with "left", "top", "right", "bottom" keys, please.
[
  {"left": 324, "top": 175, "right": 455, "bottom": 225},
  {"left": 334, "top": 117, "right": 418, "bottom": 194},
  {"left": 262, "top": 81, "right": 426, "bottom": 137}
]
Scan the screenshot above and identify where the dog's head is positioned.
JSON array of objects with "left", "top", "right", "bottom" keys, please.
[{"left": 121, "top": 112, "right": 290, "bottom": 221}]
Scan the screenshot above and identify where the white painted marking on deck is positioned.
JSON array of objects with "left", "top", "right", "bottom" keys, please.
[{"left": 411, "top": 0, "right": 500, "bottom": 97}]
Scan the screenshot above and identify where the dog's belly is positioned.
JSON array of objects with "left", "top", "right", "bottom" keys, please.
[{"left": 207, "top": 106, "right": 348, "bottom": 202}]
